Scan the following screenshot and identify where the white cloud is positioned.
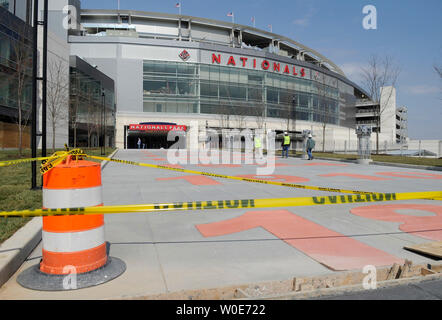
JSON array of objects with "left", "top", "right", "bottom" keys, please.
[
  {"left": 293, "top": 18, "right": 309, "bottom": 26},
  {"left": 292, "top": 7, "right": 317, "bottom": 27},
  {"left": 406, "top": 85, "right": 440, "bottom": 95},
  {"left": 339, "top": 62, "right": 366, "bottom": 83}
]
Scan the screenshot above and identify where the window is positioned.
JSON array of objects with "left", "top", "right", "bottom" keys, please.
[
  {"left": 143, "top": 62, "right": 156, "bottom": 73},
  {"left": 165, "top": 101, "right": 177, "bottom": 113},
  {"left": 177, "top": 64, "right": 196, "bottom": 77},
  {"left": 177, "top": 80, "right": 195, "bottom": 95},
  {"left": 267, "top": 88, "right": 278, "bottom": 103},
  {"left": 297, "top": 111, "right": 309, "bottom": 121},
  {"left": 248, "top": 74, "right": 263, "bottom": 84},
  {"left": 239, "top": 70, "right": 248, "bottom": 83},
  {"left": 200, "top": 65, "right": 210, "bottom": 80},
  {"left": 227, "top": 85, "right": 246, "bottom": 99},
  {"left": 279, "top": 91, "right": 292, "bottom": 104},
  {"left": 143, "top": 80, "right": 176, "bottom": 95},
  {"left": 271, "top": 75, "right": 280, "bottom": 88},
  {"left": 312, "top": 96, "right": 319, "bottom": 109},
  {"left": 200, "top": 82, "right": 218, "bottom": 98},
  {"left": 219, "top": 68, "right": 229, "bottom": 81},
  {"left": 248, "top": 87, "right": 262, "bottom": 101},
  {"left": 229, "top": 69, "right": 239, "bottom": 83},
  {"left": 209, "top": 66, "right": 219, "bottom": 81},
  {"left": 219, "top": 84, "right": 230, "bottom": 98},
  {"left": 299, "top": 94, "right": 309, "bottom": 108},
  {"left": 0, "top": 1, "right": 9, "bottom": 10},
  {"left": 200, "top": 104, "right": 214, "bottom": 114},
  {"left": 143, "top": 102, "right": 155, "bottom": 112},
  {"left": 177, "top": 102, "right": 189, "bottom": 113}
]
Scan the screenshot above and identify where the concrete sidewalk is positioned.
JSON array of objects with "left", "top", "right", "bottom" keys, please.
[{"left": 0, "top": 148, "right": 441, "bottom": 299}]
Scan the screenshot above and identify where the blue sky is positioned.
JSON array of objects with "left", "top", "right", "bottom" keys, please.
[{"left": 81, "top": 0, "right": 442, "bottom": 140}]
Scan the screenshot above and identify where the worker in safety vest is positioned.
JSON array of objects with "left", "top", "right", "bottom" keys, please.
[
  {"left": 282, "top": 132, "right": 290, "bottom": 158},
  {"left": 254, "top": 134, "right": 263, "bottom": 159},
  {"left": 306, "top": 134, "right": 316, "bottom": 160}
]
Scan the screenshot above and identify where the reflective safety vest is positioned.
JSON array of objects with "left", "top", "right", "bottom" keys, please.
[
  {"left": 254, "top": 137, "right": 262, "bottom": 148},
  {"left": 283, "top": 135, "right": 290, "bottom": 145}
]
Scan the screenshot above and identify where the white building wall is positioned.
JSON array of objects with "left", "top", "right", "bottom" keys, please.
[
  {"left": 36, "top": 0, "right": 70, "bottom": 151},
  {"left": 380, "top": 86, "right": 397, "bottom": 145}
]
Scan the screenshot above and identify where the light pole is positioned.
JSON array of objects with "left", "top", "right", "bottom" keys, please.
[
  {"left": 41, "top": 0, "right": 48, "bottom": 159},
  {"left": 101, "top": 87, "right": 105, "bottom": 155},
  {"left": 31, "top": 0, "right": 48, "bottom": 190}
]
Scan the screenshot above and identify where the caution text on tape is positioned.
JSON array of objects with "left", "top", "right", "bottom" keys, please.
[{"left": 0, "top": 191, "right": 440, "bottom": 218}]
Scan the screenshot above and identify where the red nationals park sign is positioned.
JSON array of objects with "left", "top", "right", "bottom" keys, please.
[{"left": 129, "top": 124, "right": 187, "bottom": 131}]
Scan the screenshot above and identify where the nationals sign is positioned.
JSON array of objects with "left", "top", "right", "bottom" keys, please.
[
  {"left": 199, "top": 51, "right": 313, "bottom": 80},
  {"left": 129, "top": 124, "right": 187, "bottom": 131}
]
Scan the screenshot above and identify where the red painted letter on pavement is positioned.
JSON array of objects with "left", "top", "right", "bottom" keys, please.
[
  {"left": 196, "top": 210, "right": 402, "bottom": 271},
  {"left": 351, "top": 204, "right": 442, "bottom": 241}
]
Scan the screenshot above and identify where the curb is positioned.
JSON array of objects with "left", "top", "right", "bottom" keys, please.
[
  {"left": 101, "top": 148, "right": 119, "bottom": 170},
  {"left": 369, "top": 160, "right": 442, "bottom": 172},
  {"left": 302, "top": 155, "right": 441, "bottom": 172},
  {"left": 261, "top": 273, "right": 442, "bottom": 300},
  {"left": 0, "top": 217, "right": 42, "bottom": 289}
]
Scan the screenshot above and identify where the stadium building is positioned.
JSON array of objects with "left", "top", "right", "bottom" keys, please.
[{"left": 0, "top": 1, "right": 408, "bottom": 152}]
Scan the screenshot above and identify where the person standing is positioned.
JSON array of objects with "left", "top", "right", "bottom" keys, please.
[
  {"left": 282, "top": 132, "right": 290, "bottom": 158},
  {"left": 306, "top": 134, "right": 316, "bottom": 160},
  {"left": 137, "top": 137, "right": 141, "bottom": 149},
  {"left": 254, "top": 134, "right": 263, "bottom": 159}
]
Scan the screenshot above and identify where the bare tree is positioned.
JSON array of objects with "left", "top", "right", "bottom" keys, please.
[
  {"left": 8, "top": 23, "right": 33, "bottom": 155},
  {"left": 47, "top": 59, "right": 69, "bottom": 151},
  {"left": 83, "top": 83, "right": 101, "bottom": 148},
  {"left": 217, "top": 103, "right": 231, "bottom": 130},
  {"left": 88, "top": 101, "right": 101, "bottom": 148},
  {"left": 360, "top": 54, "right": 400, "bottom": 153},
  {"left": 313, "top": 72, "right": 330, "bottom": 152},
  {"left": 232, "top": 105, "right": 248, "bottom": 130},
  {"left": 285, "top": 97, "right": 294, "bottom": 133},
  {"left": 70, "top": 76, "right": 80, "bottom": 148},
  {"left": 253, "top": 101, "right": 266, "bottom": 130},
  {"left": 434, "top": 64, "right": 442, "bottom": 78}
]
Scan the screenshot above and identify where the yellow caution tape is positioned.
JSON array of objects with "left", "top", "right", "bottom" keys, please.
[
  {"left": 0, "top": 191, "right": 440, "bottom": 218},
  {"left": 0, "top": 156, "right": 51, "bottom": 167},
  {"left": 0, "top": 148, "right": 86, "bottom": 175},
  {"left": 87, "top": 155, "right": 376, "bottom": 195},
  {"left": 2, "top": 151, "right": 441, "bottom": 198},
  {"left": 39, "top": 149, "right": 86, "bottom": 174}
]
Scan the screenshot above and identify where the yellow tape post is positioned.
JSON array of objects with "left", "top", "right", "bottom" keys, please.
[
  {"left": 0, "top": 191, "right": 440, "bottom": 218},
  {"left": 86, "top": 155, "right": 376, "bottom": 195}
]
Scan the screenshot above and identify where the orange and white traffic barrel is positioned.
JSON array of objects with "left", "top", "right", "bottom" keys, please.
[
  {"left": 17, "top": 155, "right": 125, "bottom": 291},
  {"left": 40, "top": 156, "right": 107, "bottom": 274}
]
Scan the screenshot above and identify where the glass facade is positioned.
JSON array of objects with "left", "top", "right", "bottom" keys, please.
[
  {"left": 0, "top": 0, "right": 33, "bottom": 25},
  {"left": 0, "top": 5, "right": 33, "bottom": 148},
  {"left": 0, "top": 5, "right": 33, "bottom": 117},
  {"left": 69, "top": 64, "right": 116, "bottom": 148},
  {"left": 142, "top": 60, "right": 340, "bottom": 126}
]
